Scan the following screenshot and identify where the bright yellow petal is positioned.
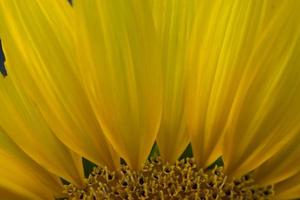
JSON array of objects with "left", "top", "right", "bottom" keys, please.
[
  {"left": 75, "top": 0, "right": 163, "bottom": 169},
  {"left": 152, "top": 0, "right": 197, "bottom": 163},
  {"left": 0, "top": 129, "right": 63, "bottom": 200},
  {"left": 185, "top": 0, "right": 300, "bottom": 173},
  {"left": 221, "top": 1, "right": 300, "bottom": 177},
  {"left": 185, "top": 0, "right": 236, "bottom": 166},
  {"left": 274, "top": 172, "right": 300, "bottom": 199},
  {"left": 0, "top": 75, "right": 84, "bottom": 185},
  {"left": 0, "top": 0, "right": 118, "bottom": 169}
]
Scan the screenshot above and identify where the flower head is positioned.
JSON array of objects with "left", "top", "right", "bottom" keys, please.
[{"left": 0, "top": 0, "right": 299, "bottom": 199}]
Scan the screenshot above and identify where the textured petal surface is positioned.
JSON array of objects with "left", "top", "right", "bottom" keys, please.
[
  {"left": 152, "top": 0, "right": 197, "bottom": 163},
  {"left": 0, "top": 74, "right": 84, "bottom": 185},
  {"left": 255, "top": 130, "right": 300, "bottom": 199},
  {"left": 274, "top": 172, "right": 300, "bottom": 199},
  {"left": 0, "top": 0, "right": 118, "bottom": 170},
  {"left": 0, "top": 129, "right": 63, "bottom": 200},
  {"left": 185, "top": 0, "right": 235, "bottom": 166},
  {"left": 185, "top": 0, "right": 300, "bottom": 175},
  {"left": 254, "top": 130, "right": 300, "bottom": 187},
  {"left": 221, "top": 0, "right": 300, "bottom": 177},
  {"left": 75, "top": 0, "right": 163, "bottom": 169},
  {"left": 253, "top": 44, "right": 300, "bottom": 185}
]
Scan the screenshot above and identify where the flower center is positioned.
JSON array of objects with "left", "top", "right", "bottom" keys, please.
[{"left": 64, "top": 157, "right": 274, "bottom": 199}]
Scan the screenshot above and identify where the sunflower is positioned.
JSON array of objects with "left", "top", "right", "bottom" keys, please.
[{"left": 0, "top": 0, "right": 299, "bottom": 199}]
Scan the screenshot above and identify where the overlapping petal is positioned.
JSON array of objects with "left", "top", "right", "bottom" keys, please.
[
  {"left": 254, "top": 131, "right": 300, "bottom": 186},
  {"left": 184, "top": 0, "right": 236, "bottom": 166},
  {"left": 0, "top": 129, "right": 63, "bottom": 200},
  {"left": 220, "top": 0, "right": 300, "bottom": 177},
  {"left": 0, "top": 0, "right": 119, "bottom": 170},
  {"left": 0, "top": 0, "right": 299, "bottom": 199},
  {"left": 74, "top": 0, "right": 163, "bottom": 169},
  {"left": 185, "top": 0, "right": 300, "bottom": 178},
  {"left": 254, "top": 65, "right": 300, "bottom": 185},
  {"left": 274, "top": 172, "right": 300, "bottom": 199},
  {"left": 151, "top": 0, "right": 197, "bottom": 163},
  {"left": 0, "top": 71, "right": 84, "bottom": 185},
  {"left": 254, "top": 128, "right": 300, "bottom": 199}
]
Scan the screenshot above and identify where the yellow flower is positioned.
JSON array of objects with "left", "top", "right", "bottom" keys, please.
[{"left": 0, "top": 0, "right": 299, "bottom": 199}]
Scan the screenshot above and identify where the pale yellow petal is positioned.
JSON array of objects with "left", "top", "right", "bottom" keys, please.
[
  {"left": 152, "top": 0, "right": 197, "bottom": 163},
  {"left": 0, "top": 0, "right": 119, "bottom": 169},
  {"left": 274, "top": 172, "right": 300, "bottom": 199},
  {"left": 0, "top": 129, "right": 63, "bottom": 200},
  {"left": 75, "top": 0, "right": 162, "bottom": 169}
]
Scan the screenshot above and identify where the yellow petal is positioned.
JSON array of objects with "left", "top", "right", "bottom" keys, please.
[
  {"left": 186, "top": 1, "right": 300, "bottom": 173},
  {"left": 0, "top": 129, "right": 63, "bottom": 200},
  {"left": 0, "top": 0, "right": 119, "bottom": 169},
  {"left": 221, "top": 1, "right": 300, "bottom": 177},
  {"left": 75, "top": 0, "right": 163, "bottom": 169},
  {"left": 250, "top": 27, "right": 300, "bottom": 186},
  {"left": 254, "top": 123, "right": 300, "bottom": 185},
  {"left": 274, "top": 172, "right": 300, "bottom": 199},
  {"left": 0, "top": 76, "right": 84, "bottom": 185},
  {"left": 185, "top": 1, "right": 236, "bottom": 166},
  {"left": 0, "top": 187, "right": 35, "bottom": 200},
  {"left": 152, "top": 0, "right": 197, "bottom": 163}
]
